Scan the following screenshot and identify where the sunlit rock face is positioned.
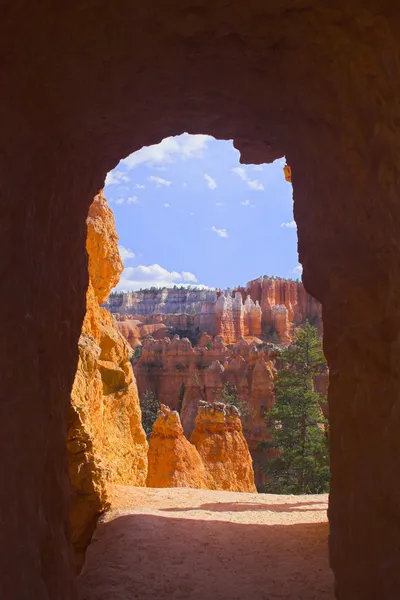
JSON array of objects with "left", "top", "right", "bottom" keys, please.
[
  {"left": 134, "top": 333, "right": 278, "bottom": 489},
  {"left": 249, "top": 277, "right": 322, "bottom": 343},
  {"left": 190, "top": 401, "right": 257, "bottom": 493},
  {"left": 68, "top": 192, "right": 148, "bottom": 570},
  {"left": 146, "top": 404, "right": 213, "bottom": 489},
  {"left": 147, "top": 402, "right": 256, "bottom": 493},
  {"left": 107, "top": 277, "right": 321, "bottom": 346}
]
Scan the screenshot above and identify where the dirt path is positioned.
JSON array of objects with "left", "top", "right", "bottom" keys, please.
[{"left": 78, "top": 485, "right": 334, "bottom": 600}]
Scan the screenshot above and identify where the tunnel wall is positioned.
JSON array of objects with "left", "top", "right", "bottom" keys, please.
[{"left": 1, "top": 2, "right": 400, "bottom": 598}]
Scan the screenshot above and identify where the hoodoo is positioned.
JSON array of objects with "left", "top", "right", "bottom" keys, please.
[
  {"left": 191, "top": 401, "right": 257, "bottom": 493},
  {"left": 147, "top": 404, "right": 212, "bottom": 489},
  {"left": 68, "top": 192, "right": 148, "bottom": 568}
]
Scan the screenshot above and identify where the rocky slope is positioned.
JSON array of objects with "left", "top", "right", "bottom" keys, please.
[{"left": 68, "top": 191, "right": 148, "bottom": 570}]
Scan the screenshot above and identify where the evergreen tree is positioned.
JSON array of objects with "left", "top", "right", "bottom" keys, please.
[
  {"left": 264, "top": 323, "right": 329, "bottom": 494},
  {"left": 140, "top": 390, "right": 159, "bottom": 437},
  {"left": 216, "top": 383, "right": 250, "bottom": 419}
]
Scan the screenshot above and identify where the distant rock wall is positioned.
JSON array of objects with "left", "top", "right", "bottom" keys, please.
[
  {"left": 106, "top": 276, "right": 321, "bottom": 345},
  {"left": 247, "top": 276, "right": 322, "bottom": 342},
  {"left": 68, "top": 192, "right": 148, "bottom": 570}
]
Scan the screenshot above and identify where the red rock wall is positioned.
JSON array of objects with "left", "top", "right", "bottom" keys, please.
[
  {"left": 243, "top": 277, "right": 322, "bottom": 343},
  {"left": 113, "top": 279, "right": 319, "bottom": 346},
  {"left": 3, "top": 3, "right": 400, "bottom": 598}
]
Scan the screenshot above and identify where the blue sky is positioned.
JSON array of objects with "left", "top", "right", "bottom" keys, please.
[{"left": 104, "top": 134, "right": 300, "bottom": 291}]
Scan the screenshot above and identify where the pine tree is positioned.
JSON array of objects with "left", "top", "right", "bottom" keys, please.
[
  {"left": 264, "top": 323, "right": 329, "bottom": 494},
  {"left": 140, "top": 390, "right": 159, "bottom": 437}
]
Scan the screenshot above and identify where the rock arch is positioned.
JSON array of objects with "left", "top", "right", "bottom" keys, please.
[{"left": 2, "top": 2, "right": 400, "bottom": 598}]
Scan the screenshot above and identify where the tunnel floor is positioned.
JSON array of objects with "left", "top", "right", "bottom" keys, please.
[{"left": 78, "top": 486, "right": 334, "bottom": 600}]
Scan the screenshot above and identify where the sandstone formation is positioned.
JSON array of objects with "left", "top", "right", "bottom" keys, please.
[
  {"left": 134, "top": 334, "right": 278, "bottom": 488},
  {"left": 107, "top": 276, "right": 321, "bottom": 346},
  {"left": 147, "top": 402, "right": 256, "bottom": 494},
  {"left": 190, "top": 401, "right": 257, "bottom": 493},
  {"left": 68, "top": 192, "right": 148, "bottom": 570},
  {"left": 147, "top": 404, "right": 212, "bottom": 489},
  {"left": 4, "top": 4, "right": 399, "bottom": 599}
]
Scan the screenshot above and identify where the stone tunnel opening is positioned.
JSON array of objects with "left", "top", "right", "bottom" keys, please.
[
  {"left": 71, "top": 133, "right": 332, "bottom": 598},
  {"left": 4, "top": 5, "right": 400, "bottom": 599}
]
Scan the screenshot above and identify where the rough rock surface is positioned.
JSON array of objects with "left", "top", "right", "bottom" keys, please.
[
  {"left": 147, "top": 405, "right": 212, "bottom": 489},
  {"left": 68, "top": 193, "right": 148, "bottom": 570},
  {"left": 190, "top": 401, "right": 257, "bottom": 493},
  {"left": 86, "top": 193, "right": 123, "bottom": 305},
  {"left": 3, "top": 3, "right": 400, "bottom": 598},
  {"left": 78, "top": 486, "right": 333, "bottom": 600},
  {"left": 134, "top": 334, "right": 277, "bottom": 488},
  {"left": 147, "top": 402, "right": 255, "bottom": 493}
]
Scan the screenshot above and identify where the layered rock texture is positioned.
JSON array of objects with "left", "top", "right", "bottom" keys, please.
[
  {"left": 107, "top": 276, "right": 321, "bottom": 346},
  {"left": 68, "top": 192, "right": 148, "bottom": 570},
  {"left": 147, "top": 403, "right": 256, "bottom": 493},
  {"left": 134, "top": 334, "right": 278, "bottom": 488}
]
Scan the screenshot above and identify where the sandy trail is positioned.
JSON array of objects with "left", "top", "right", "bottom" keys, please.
[{"left": 78, "top": 485, "right": 334, "bottom": 600}]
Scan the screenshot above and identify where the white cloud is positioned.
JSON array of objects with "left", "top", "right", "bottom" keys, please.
[
  {"left": 135, "top": 183, "right": 145, "bottom": 189},
  {"left": 149, "top": 175, "right": 172, "bottom": 187},
  {"left": 212, "top": 226, "right": 228, "bottom": 238},
  {"left": 115, "top": 195, "right": 139, "bottom": 205},
  {"left": 115, "top": 264, "right": 204, "bottom": 291},
  {"left": 292, "top": 264, "right": 303, "bottom": 277},
  {"left": 281, "top": 220, "right": 297, "bottom": 229},
  {"left": 252, "top": 165, "right": 264, "bottom": 171},
  {"left": 118, "top": 245, "right": 135, "bottom": 261},
  {"left": 104, "top": 170, "right": 130, "bottom": 186},
  {"left": 204, "top": 173, "right": 217, "bottom": 190},
  {"left": 247, "top": 179, "right": 264, "bottom": 191},
  {"left": 215, "top": 202, "right": 225, "bottom": 206},
  {"left": 182, "top": 182, "right": 187, "bottom": 188},
  {"left": 163, "top": 203, "right": 170, "bottom": 208},
  {"left": 181, "top": 271, "right": 198, "bottom": 282},
  {"left": 232, "top": 166, "right": 247, "bottom": 180},
  {"left": 232, "top": 166, "right": 264, "bottom": 191},
  {"left": 189, "top": 212, "right": 195, "bottom": 216},
  {"left": 122, "top": 133, "right": 211, "bottom": 170},
  {"left": 242, "top": 199, "right": 255, "bottom": 207}
]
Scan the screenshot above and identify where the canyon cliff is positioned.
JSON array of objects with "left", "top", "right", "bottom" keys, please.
[
  {"left": 106, "top": 276, "right": 321, "bottom": 346},
  {"left": 134, "top": 334, "right": 278, "bottom": 489},
  {"left": 147, "top": 403, "right": 256, "bottom": 493},
  {"left": 68, "top": 192, "right": 148, "bottom": 570}
]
